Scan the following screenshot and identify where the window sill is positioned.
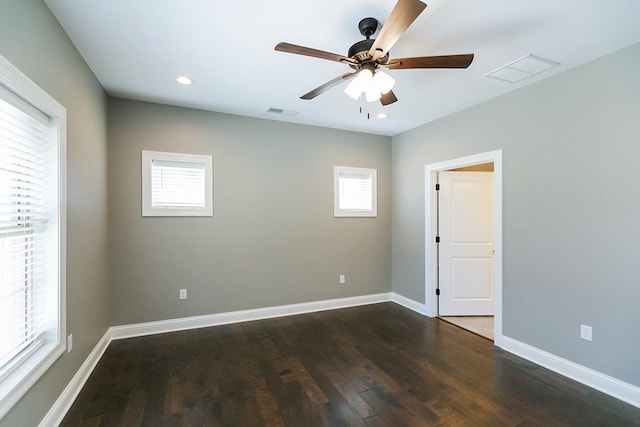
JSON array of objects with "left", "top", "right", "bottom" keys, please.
[{"left": 0, "top": 340, "right": 65, "bottom": 419}]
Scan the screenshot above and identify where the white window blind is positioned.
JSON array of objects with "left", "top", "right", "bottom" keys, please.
[
  {"left": 334, "top": 166, "right": 377, "bottom": 217},
  {"left": 338, "top": 172, "right": 373, "bottom": 211},
  {"left": 0, "top": 95, "right": 49, "bottom": 374},
  {"left": 151, "top": 159, "right": 206, "bottom": 209},
  {"left": 0, "top": 55, "right": 65, "bottom": 420},
  {"left": 141, "top": 150, "right": 213, "bottom": 217}
]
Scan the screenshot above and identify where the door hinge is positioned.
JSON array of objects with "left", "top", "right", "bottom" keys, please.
[
  {"left": 435, "top": 183, "right": 440, "bottom": 191},
  {"left": 435, "top": 236, "right": 440, "bottom": 243},
  {"left": 436, "top": 288, "right": 440, "bottom": 296}
]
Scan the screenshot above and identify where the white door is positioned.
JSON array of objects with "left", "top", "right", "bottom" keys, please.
[{"left": 438, "top": 171, "right": 494, "bottom": 315}]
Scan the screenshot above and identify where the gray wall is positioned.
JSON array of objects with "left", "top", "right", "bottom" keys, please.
[
  {"left": 1, "top": 1, "right": 636, "bottom": 422},
  {"left": 392, "top": 42, "right": 640, "bottom": 386},
  {"left": 0, "top": 0, "right": 110, "bottom": 426},
  {"left": 108, "top": 98, "right": 392, "bottom": 325}
]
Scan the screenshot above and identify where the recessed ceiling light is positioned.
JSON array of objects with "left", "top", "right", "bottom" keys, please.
[
  {"left": 377, "top": 113, "right": 389, "bottom": 119},
  {"left": 176, "top": 76, "right": 193, "bottom": 85}
]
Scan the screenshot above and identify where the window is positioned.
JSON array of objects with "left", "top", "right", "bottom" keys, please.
[
  {"left": 0, "top": 55, "right": 66, "bottom": 418},
  {"left": 334, "top": 166, "right": 377, "bottom": 217},
  {"left": 141, "top": 150, "right": 213, "bottom": 217}
]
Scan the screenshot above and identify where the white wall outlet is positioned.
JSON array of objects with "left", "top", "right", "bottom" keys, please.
[
  {"left": 580, "top": 324, "right": 592, "bottom": 341},
  {"left": 67, "top": 334, "right": 73, "bottom": 353},
  {"left": 339, "top": 274, "right": 346, "bottom": 284},
  {"left": 179, "top": 288, "right": 187, "bottom": 300}
]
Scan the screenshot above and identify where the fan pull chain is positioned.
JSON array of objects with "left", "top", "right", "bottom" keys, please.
[{"left": 358, "top": 94, "right": 371, "bottom": 119}]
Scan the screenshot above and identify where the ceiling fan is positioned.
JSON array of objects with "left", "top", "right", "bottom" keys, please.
[{"left": 275, "top": 0, "right": 474, "bottom": 106}]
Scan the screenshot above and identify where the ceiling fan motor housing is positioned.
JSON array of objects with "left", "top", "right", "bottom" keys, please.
[
  {"left": 348, "top": 18, "right": 389, "bottom": 69},
  {"left": 348, "top": 39, "right": 390, "bottom": 67},
  {"left": 348, "top": 39, "right": 375, "bottom": 61}
]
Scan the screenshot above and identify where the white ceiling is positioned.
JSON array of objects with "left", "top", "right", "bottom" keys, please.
[{"left": 44, "top": 0, "right": 640, "bottom": 136}]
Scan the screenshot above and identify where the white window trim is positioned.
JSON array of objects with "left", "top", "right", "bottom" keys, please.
[
  {"left": 141, "top": 150, "right": 213, "bottom": 217},
  {"left": 334, "top": 166, "right": 377, "bottom": 217},
  {"left": 0, "top": 54, "right": 67, "bottom": 419}
]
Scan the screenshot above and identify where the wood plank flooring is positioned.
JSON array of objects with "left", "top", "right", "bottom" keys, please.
[{"left": 60, "top": 303, "right": 640, "bottom": 426}]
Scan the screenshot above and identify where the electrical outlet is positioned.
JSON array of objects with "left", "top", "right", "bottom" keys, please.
[
  {"left": 179, "top": 288, "right": 187, "bottom": 300},
  {"left": 339, "top": 274, "right": 346, "bottom": 284},
  {"left": 580, "top": 324, "right": 592, "bottom": 341},
  {"left": 67, "top": 334, "right": 73, "bottom": 353}
]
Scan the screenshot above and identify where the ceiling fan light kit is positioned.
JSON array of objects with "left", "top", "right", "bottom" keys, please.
[
  {"left": 344, "top": 67, "right": 395, "bottom": 102},
  {"left": 274, "top": 0, "right": 474, "bottom": 110},
  {"left": 373, "top": 71, "right": 395, "bottom": 94}
]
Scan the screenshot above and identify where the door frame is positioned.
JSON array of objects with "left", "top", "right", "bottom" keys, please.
[{"left": 424, "top": 150, "right": 503, "bottom": 346}]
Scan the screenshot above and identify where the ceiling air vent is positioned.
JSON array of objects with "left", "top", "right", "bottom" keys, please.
[
  {"left": 485, "top": 54, "right": 560, "bottom": 83},
  {"left": 267, "top": 107, "right": 299, "bottom": 116}
]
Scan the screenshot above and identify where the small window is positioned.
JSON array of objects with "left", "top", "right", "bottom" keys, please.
[
  {"left": 334, "top": 166, "right": 377, "bottom": 217},
  {"left": 141, "top": 151, "right": 213, "bottom": 217}
]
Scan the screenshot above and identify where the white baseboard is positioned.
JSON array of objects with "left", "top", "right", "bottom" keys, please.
[
  {"left": 110, "top": 292, "right": 393, "bottom": 340},
  {"left": 502, "top": 336, "right": 640, "bottom": 408},
  {"left": 389, "top": 294, "right": 640, "bottom": 409},
  {"left": 391, "top": 292, "right": 430, "bottom": 316},
  {"left": 38, "top": 293, "right": 393, "bottom": 426},
  {"left": 38, "top": 330, "right": 111, "bottom": 427},
  {"left": 37, "top": 294, "right": 640, "bottom": 426}
]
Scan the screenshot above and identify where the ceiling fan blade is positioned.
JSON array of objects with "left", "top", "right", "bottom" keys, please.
[
  {"left": 380, "top": 90, "right": 398, "bottom": 106},
  {"left": 275, "top": 42, "right": 356, "bottom": 65},
  {"left": 368, "top": 0, "right": 427, "bottom": 61},
  {"left": 300, "top": 72, "right": 358, "bottom": 100},
  {"left": 387, "top": 54, "right": 475, "bottom": 69}
]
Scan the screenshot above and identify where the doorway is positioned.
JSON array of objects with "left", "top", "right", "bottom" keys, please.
[{"left": 425, "top": 151, "right": 503, "bottom": 345}]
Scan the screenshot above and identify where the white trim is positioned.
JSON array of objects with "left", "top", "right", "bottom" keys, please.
[
  {"left": 38, "top": 330, "right": 111, "bottom": 427},
  {"left": 425, "top": 150, "right": 503, "bottom": 347},
  {"left": 389, "top": 292, "right": 640, "bottom": 409},
  {"left": 37, "top": 295, "right": 640, "bottom": 425},
  {"left": 141, "top": 150, "right": 213, "bottom": 217},
  {"left": 38, "top": 294, "right": 392, "bottom": 426},
  {"left": 0, "top": 53, "right": 67, "bottom": 420},
  {"left": 110, "top": 293, "right": 392, "bottom": 340},
  {"left": 391, "top": 292, "right": 430, "bottom": 316},
  {"left": 502, "top": 336, "right": 640, "bottom": 409}
]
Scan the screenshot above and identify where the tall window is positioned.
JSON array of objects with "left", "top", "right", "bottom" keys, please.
[
  {"left": 0, "top": 55, "right": 66, "bottom": 418},
  {"left": 141, "top": 150, "right": 213, "bottom": 217}
]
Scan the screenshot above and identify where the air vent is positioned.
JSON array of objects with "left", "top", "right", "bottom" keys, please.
[
  {"left": 485, "top": 54, "right": 560, "bottom": 83},
  {"left": 267, "top": 107, "right": 299, "bottom": 116}
]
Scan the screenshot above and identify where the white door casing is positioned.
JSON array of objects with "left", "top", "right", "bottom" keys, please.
[{"left": 438, "top": 171, "right": 494, "bottom": 315}]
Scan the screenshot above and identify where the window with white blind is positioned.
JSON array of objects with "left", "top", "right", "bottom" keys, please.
[
  {"left": 141, "top": 150, "right": 213, "bottom": 216},
  {"left": 334, "top": 166, "right": 377, "bottom": 217},
  {"left": 0, "top": 55, "right": 66, "bottom": 418}
]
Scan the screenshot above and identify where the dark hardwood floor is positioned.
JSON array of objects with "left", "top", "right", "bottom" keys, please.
[{"left": 61, "top": 303, "right": 640, "bottom": 426}]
